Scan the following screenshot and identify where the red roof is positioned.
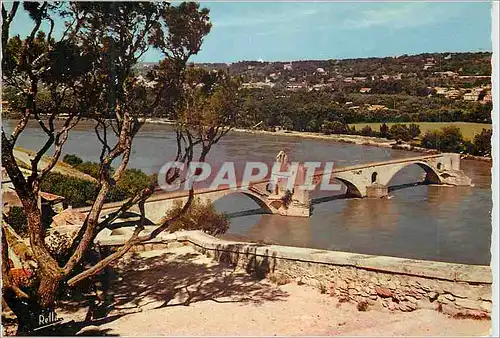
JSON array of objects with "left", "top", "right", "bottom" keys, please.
[
  {"left": 39, "top": 191, "right": 65, "bottom": 202},
  {"left": 52, "top": 209, "right": 87, "bottom": 227}
]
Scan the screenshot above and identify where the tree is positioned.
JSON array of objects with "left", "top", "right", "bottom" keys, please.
[
  {"left": 360, "top": 125, "right": 373, "bottom": 137},
  {"left": 166, "top": 198, "right": 229, "bottom": 236},
  {"left": 420, "top": 130, "right": 442, "bottom": 150},
  {"left": 379, "top": 123, "right": 389, "bottom": 138},
  {"left": 321, "top": 121, "right": 347, "bottom": 135},
  {"left": 408, "top": 123, "right": 421, "bottom": 139},
  {"left": 2, "top": 2, "right": 239, "bottom": 333},
  {"left": 438, "top": 126, "right": 465, "bottom": 153},
  {"left": 62, "top": 154, "right": 83, "bottom": 167},
  {"left": 388, "top": 124, "right": 412, "bottom": 142},
  {"left": 421, "top": 126, "right": 465, "bottom": 153},
  {"left": 473, "top": 128, "right": 492, "bottom": 156}
]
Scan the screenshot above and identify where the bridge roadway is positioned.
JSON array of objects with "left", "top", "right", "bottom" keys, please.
[{"left": 75, "top": 153, "right": 472, "bottom": 220}]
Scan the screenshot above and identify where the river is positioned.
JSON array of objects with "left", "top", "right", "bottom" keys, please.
[{"left": 3, "top": 120, "right": 492, "bottom": 265}]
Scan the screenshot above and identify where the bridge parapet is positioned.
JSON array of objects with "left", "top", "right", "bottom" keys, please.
[{"left": 330, "top": 153, "right": 472, "bottom": 198}]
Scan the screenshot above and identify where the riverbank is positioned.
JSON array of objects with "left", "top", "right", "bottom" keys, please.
[
  {"left": 4, "top": 116, "right": 491, "bottom": 163},
  {"left": 230, "top": 128, "right": 492, "bottom": 163}
]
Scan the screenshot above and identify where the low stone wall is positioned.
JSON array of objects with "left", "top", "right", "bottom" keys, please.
[{"left": 97, "top": 230, "right": 492, "bottom": 318}]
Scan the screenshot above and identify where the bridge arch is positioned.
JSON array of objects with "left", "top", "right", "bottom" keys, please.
[
  {"left": 209, "top": 189, "right": 276, "bottom": 214},
  {"left": 334, "top": 177, "right": 363, "bottom": 198},
  {"left": 382, "top": 161, "right": 442, "bottom": 187}
]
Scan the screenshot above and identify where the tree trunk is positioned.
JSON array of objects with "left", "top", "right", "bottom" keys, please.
[
  {"left": 37, "top": 275, "right": 60, "bottom": 309},
  {"left": 3, "top": 274, "right": 61, "bottom": 335}
]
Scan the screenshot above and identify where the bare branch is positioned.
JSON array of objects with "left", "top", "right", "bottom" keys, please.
[{"left": 1, "top": 1, "right": 19, "bottom": 47}]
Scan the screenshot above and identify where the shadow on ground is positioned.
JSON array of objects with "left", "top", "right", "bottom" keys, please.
[{"left": 110, "top": 249, "right": 289, "bottom": 311}]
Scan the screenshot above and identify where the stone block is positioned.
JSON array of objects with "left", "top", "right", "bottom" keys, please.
[
  {"left": 405, "top": 295, "right": 418, "bottom": 303},
  {"left": 480, "top": 301, "right": 492, "bottom": 313},
  {"left": 375, "top": 286, "right": 392, "bottom": 298},
  {"left": 455, "top": 298, "right": 482, "bottom": 311},
  {"left": 437, "top": 294, "right": 451, "bottom": 304}
]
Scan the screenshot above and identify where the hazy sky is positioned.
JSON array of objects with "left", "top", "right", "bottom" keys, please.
[{"left": 8, "top": 1, "right": 492, "bottom": 63}]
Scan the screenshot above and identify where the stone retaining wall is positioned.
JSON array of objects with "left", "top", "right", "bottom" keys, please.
[{"left": 97, "top": 230, "right": 492, "bottom": 318}]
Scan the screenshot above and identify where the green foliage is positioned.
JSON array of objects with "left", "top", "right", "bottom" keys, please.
[
  {"left": 421, "top": 130, "right": 442, "bottom": 151},
  {"left": 379, "top": 123, "right": 389, "bottom": 138},
  {"left": 421, "top": 126, "right": 465, "bottom": 153},
  {"left": 116, "top": 169, "right": 152, "bottom": 197},
  {"left": 6, "top": 206, "right": 28, "bottom": 238},
  {"left": 408, "top": 123, "right": 421, "bottom": 139},
  {"left": 63, "top": 154, "right": 83, "bottom": 167},
  {"left": 166, "top": 198, "right": 229, "bottom": 236},
  {"left": 74, "top": 162, "right": 102, "bottom": 179},
  {"left": 40, "top": 172, "right": 98, "bottom": 207},
  {"left": 321, "top": 121, "right": 348, "bottom": 135},
  {"left": 472, "top": 128, "right": 492, "bottom": 156},
  {"left": 39, "top": 172, "right": 127, "bottom": 207},
  {"left": 360, "top": 125, "right": 373, "bottom": 136},
  {"left": 388, "top": 124, "right": 412, "bottom": 142}
]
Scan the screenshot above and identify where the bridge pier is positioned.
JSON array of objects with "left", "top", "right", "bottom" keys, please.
[{"left": 366, "top": 184, "right": 389, "bottom": 198}]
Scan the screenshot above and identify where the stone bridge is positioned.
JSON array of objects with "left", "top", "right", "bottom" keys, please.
[
  {"left": 327, "top": 152, "right": 471, "bottom": 198},
  {"left": 75, "top": 152, "right": 471, "bottom": 220}
]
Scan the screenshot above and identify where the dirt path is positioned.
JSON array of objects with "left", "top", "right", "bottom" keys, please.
[{"left": 62, "top": 245, "right": 490, "bottom": 336}]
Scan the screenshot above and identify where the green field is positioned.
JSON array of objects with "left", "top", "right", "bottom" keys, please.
[{"left": 349, "top": 122, "right": 492, "bottom": 140}]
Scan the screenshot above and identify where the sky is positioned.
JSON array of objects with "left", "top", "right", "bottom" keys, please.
[{"left": 7, "top": 1, "right": 493, "bottom": 63}]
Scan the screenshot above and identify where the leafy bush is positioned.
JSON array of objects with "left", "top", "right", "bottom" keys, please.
[
  {"left": 472, "top": 128, "right": 491, "bottom": 156},
  {"left": 63, "top": 154, "right": 83, "bottom": 167},
  {"left": 321, "top": 121, "right": 348, "bottom": 135},
  {"left": 165, "top": 198, "right": 229, "bottom": 236},
  {"left": 74, "top": 162, "right": 101, "bottom": 179},
  {"left": 360, "top": 125, "right": 374, "bottom": 137},
  {"left": 40, "top": 172, "right": 98, "bottom": 207},
  {"left": 379, "top": 123, "right": 389, "bottom": 138},
  {"left": 408, "top": 123, "right": 421, "bottom": 139},
  {"left": 39, "top": 172, "right": 127, "bottom": 207},
  {"left": 388, "top": 124, "right": 412, "bottom": 141},
  {"left": 117, "top": 169, "right": 152, "bottom": 197},
  {"left": 6, "top": 206, "right": 28, "bottom": 237},
  {"left": 421, "top": 126, "right": 465, "bottom": 153}
]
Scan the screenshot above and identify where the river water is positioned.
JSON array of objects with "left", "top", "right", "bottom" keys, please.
[{"left": 3, "top": 120, "right": 492, "bottom": 265}]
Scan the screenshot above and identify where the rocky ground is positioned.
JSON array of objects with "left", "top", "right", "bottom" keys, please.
[{"left": 29, "top": 245, "right": 489, "bottom": 336}]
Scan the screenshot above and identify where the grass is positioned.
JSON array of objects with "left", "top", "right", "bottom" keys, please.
[{"left": 349, "top": 122, "right": 492, "bottom": 140}]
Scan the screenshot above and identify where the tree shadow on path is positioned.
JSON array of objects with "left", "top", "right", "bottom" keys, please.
[{"left": 109, "top": 248, "right": 289, "bottom": 312}]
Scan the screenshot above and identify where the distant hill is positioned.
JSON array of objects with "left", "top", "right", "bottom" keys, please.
[{"left": 136, "top": 52, "right": 492, "bottom": 80}]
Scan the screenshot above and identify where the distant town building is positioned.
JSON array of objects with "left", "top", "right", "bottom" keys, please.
[
  {"left": 285, "top": 82, "right": 305, "bottom": 91},
  {"left": 241, "top": 82, "right": 275, "bottom": 89},
  {"left": 283, "top": 63, "right": 293, "bottom": 71},
  {"left": 315, "top": 67, "right": 327, "bottom": 75},
  {"left": 309, "top": 84, "right": 332, "bottom": 91},
  {"left": 366, "top": 104, "right": 388, "bottom": 111},
  {"left": 359, "top": 87, "right": 372, "bottom": 94},
  {"left": 458, "top": 75, "right": 490, "bottom": 80},
  {"left": 445, "top": 90, "right": 461, "bottom": 99},
  {"left": 463, "top": 92, "right": 481, "bottom": 101},
  {"left": 434, "top": 71, "right": 459, "bottom": 78},
  {"left": 434, "top": 87, "right": 449, "bottom": 95},
  {"left": 353, "top": 76, "right": 368, "bottom": 82}
]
